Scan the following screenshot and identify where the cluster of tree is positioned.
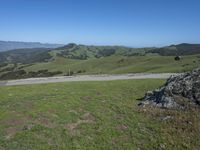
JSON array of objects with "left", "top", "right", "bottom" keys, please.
[
  {"left": 101, "top": 48, "right": 116, "bottom": 56},
  {"left": 0, "top": 66, "right": 15, "bottom": 73},
  {"left": 125, "top": 52, "right": 145, "bottom": 56},
  {"left": 0, "top": 48, "right": 52, "bottom": 64},
  {"left": 69, "top": 54, "right": 88, "bottom": 60},
  {"left": 27, "top": 70, "right": 62, "bottom": 78},
  {"left": 0, "top": 63, "right": 8, "bottom": 68},
  {"left": 57, "top": 50, "right": 89, "bottom": 60},
  {"left": 0, "top": 70, "right": 27, "bottom": 80},
  {"left": 76, "top": 70, "right": 86, "bottom": 74},
  {"left": 149, "top": 44, "right": 200, "bottom": 56},
  {"left": 0, "top": 69, "right": 62, "bottom": 80},
  {"left": 64, "top": 70, "right": 74, "bottom": 76},
  {"left": 63, "top": 69, "right": 86, "bottom": 76},
  {"left": 96, "top": 49, "right": 116, "bottom": 57}
]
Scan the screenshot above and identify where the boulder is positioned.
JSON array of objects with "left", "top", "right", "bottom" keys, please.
[{"left": 139, "top": 68, "right": 200, "bottom": 108}]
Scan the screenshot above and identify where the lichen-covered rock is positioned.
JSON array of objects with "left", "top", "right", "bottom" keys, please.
[{"left": 139, "top": 68, "right": 200, "bottom": 108}]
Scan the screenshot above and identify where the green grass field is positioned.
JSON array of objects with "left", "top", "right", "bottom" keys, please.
[
  {"left": 24, "top": 54, "right": 200, "bottom": 75},
  {"left": 0, "top": 79, "right": 199, "bottom": 149}
]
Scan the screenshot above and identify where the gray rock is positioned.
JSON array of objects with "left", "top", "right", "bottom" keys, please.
[{"left": 139, "top": 68, "right": 200, "bottom": 108}]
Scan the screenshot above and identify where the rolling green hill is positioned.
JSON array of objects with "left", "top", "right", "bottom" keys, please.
[
  {"left": 1, "top": 43, "right": 200, "bottom": 80},
  {"left": 52, "top": 43, "right": 152, "bottom": 59},
  {"left": 0, "top": 43, "right": 153, "bottom": 64},
  {"left": 24, "top": 54, "right": 200, "bottom": 74},
  {"left": 1, "top": 43, "right": 200, "bottom": 64}
]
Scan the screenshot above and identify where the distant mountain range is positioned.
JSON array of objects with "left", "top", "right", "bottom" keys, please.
[{"left": 0, "top": 41, "right": 64, "bottom": 52}]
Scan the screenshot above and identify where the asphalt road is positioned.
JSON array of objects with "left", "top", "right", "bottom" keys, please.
[{"left": 0, "top": 73, "right": 178, "bottom": 86}]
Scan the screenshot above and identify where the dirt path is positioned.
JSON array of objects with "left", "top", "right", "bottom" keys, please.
[{"left": 0, "top": 73, "right": 178, "bottom": 86}]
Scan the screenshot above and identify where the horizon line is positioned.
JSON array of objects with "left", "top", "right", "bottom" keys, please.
[{"left": 0, "top": 40, "right": 199, "bottom": 48}]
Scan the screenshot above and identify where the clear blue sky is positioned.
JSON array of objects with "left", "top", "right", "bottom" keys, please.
[{"left": 0, "top": 0, "right": 200, "bottom": 47}]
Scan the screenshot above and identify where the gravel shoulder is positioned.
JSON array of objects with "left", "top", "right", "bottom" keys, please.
[{"left": 0, "top": 73, "right": 177, "bottom": 86}]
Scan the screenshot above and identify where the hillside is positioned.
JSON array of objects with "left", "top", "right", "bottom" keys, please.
[
  {"left": 0, "top": 41, "right": 63, "bottom": 52},
  {"left": 150, "top": 43, "right": 200, "bottom": 56},
  {"left": 0, "top": 48, "right": 52, "bottom": 64},
  {"left": 0, "top": 43, "right": 153, "bottom": 64},
  {"left": 25, "top": 54, "right": 200, "bottom": 73},
  {"left": 1, "top": 43, "right": 200, "bottom": 80},
  {"left": 52, "top": 43, "right": 152, "bottom": 59},
  {"left": 1, "top": 43, "right": 200, "bottom": 64}
]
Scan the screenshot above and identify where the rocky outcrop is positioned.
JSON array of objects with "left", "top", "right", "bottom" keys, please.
[{"left": 139, "top": 68, "right": 200, "bottom": 108}]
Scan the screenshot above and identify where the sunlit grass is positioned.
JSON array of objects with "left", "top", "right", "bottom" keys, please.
[{"left": 0, "top": 79, "right": 199, "bottom": 149}]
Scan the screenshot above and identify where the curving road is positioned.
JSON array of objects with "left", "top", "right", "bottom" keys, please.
[{"left": 0, "top": 73, "right": 178, "bottom": 86}]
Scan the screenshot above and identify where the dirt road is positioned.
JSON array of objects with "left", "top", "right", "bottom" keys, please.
[{"left": 0, "top": 73, "right": 178, "bottom": 86}]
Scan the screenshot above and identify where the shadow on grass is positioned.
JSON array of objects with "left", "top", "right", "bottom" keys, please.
[{"left": 136, "top": 97, "right": 144, "bottom": 101}]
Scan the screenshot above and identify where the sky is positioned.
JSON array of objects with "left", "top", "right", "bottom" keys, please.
[{"left": 0, "top": 0, "right": 200, "bottom": 47}]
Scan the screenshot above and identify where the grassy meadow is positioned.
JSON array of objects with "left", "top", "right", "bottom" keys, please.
[
  {"left": 24, "top": 54, "right": 200, "bottom": 75},
  {"left": 0, "top": 79, "right": 199, "bottom": 149}
]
